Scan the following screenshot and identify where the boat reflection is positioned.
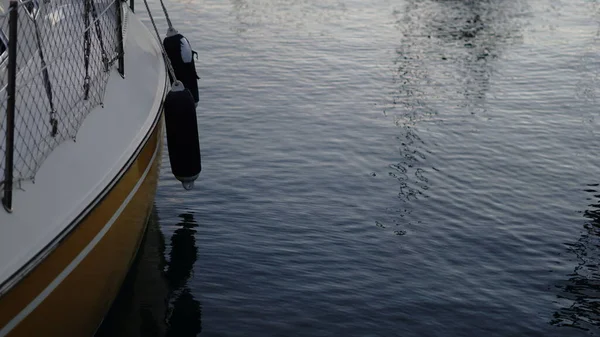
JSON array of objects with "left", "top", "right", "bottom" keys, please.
[
  {"left": 96, "top": 208, "right": 202, "bottom": 337},
  {"left": 551, "top": 184, "right": 600, "bottom": 333},
  {"left": 391, "top": 0, "right": 525, "bottom": 118},
  {"left": 165, "top": 212, "right": 202, "bottom": 337},
  {"left": 385, "top": 0, "right": 525, "bottom": 230}
]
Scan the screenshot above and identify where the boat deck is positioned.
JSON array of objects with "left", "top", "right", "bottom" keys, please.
[{"left": 0, "top": 7, "right": 167, "bottom": 291}]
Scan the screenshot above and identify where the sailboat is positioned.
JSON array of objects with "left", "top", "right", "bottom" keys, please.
[{"left": 0, "top": 0, "right": 199, "bottom": 335}]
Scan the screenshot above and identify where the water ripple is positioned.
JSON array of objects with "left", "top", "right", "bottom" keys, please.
[{"left": 108, "top": 0, "right": 600, "bottom": 336}]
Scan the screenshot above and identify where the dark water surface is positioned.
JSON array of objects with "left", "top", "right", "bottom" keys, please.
[{"left": 101, "top": 0, "right": 600, "bottom": 336}]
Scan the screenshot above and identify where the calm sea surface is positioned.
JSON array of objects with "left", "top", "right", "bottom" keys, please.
[{"left": 100, "top": 0, "right": 600, "bottom": 336}]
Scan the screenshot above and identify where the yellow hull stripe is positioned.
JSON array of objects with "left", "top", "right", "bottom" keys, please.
[
  {"left": 0, "top": 135, "right": 159, "bottom": 337},
  {"left": 0, "top": 117, "right": 163, "bottom": 336}
]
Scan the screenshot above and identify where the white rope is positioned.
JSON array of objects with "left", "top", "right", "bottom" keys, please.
[{"left": 142, "top": 0, "right": 177, "bottom": 81}]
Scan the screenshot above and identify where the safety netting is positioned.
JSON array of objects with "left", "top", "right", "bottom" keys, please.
[{"left": 0, "top": 0, "right": 125, "bottom": 188}]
